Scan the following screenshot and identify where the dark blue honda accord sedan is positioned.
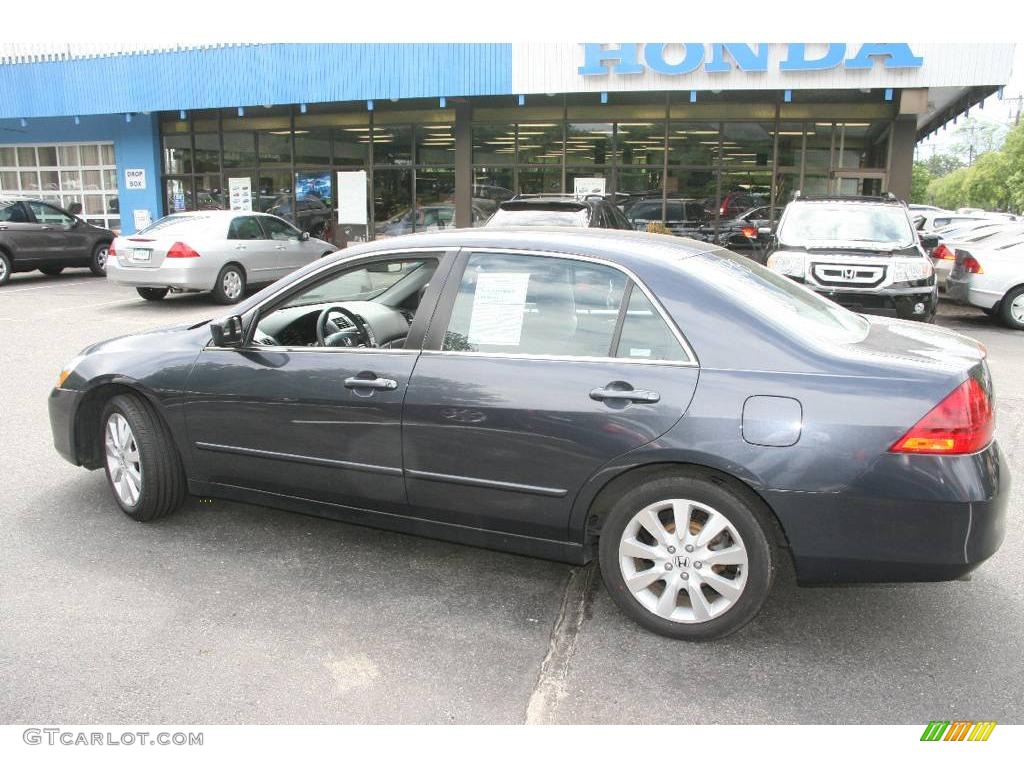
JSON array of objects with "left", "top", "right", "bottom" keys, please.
[{"left": 48, "top": 228, "right": 1008, "bottom": 640}]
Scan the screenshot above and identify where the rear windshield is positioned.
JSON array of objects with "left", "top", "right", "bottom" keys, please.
[
  {"left": 488, "top": 205, "right": 589, "bottom": 227},
  {"left": 779, "top": 203, "right": 915, "bottom": 248},
  {"left": 692, "top": 249, "right": 870, "bottom": 344},
  {"left": 138, "top": 214, "right": 210, "bottom": 235}
]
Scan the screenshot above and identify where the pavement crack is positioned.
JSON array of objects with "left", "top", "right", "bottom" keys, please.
[{"left": 525, "top": 562, "right": 596, "bottom": 725}]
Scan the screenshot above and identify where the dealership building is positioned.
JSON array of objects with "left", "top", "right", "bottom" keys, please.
[{"left": 0, "top": 43, "right": 1016, "bottom": 239}]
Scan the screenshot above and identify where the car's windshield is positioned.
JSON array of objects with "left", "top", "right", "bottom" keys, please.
[
  {"left": 694, "top": 249, "right": 870, "bottom": 344},
  {"left": 779, "top": 204, "right": 915, "bottom": 247},
  {"left": 488, "top": 207, "right": 589, "bottom": 227}
]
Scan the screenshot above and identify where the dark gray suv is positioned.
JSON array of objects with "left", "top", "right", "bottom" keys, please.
[{"left": 0, "top": 197, "right": 114, "bottom": 285}]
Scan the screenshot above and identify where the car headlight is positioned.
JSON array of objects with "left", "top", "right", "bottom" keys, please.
[
  {"left": 892, "top": 258, "right": 934, "bottom": 283},
  {"left": 766, "top": 251, "right": 806, "bottom": 278},
  {"left": 57, "top": 355, "right": 84, "bottom": 388}
]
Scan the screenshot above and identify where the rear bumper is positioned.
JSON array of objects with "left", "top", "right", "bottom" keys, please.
[
  {"left": 107, "top": 261, "right": 214, "bottom": 291},
  {"left": 946, "top": 277, "right": 1001, "bottom": 310},
  {"left": 48, "top": 386, "right": 82, "bottom": 465},
  {"left": 765, "top": 441, "right": 1009, "bottom": 583}
]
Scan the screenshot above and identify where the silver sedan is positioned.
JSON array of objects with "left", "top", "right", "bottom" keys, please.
[
  {"left": 947, "top": 239, "right": 1024, "bottom": 329},
  {"left": 107, "top": 210, "right": 336, "bottom": 303}
]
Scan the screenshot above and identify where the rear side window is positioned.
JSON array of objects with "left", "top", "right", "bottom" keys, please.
[
  {"left": 933, "top": 218, "right": 950, "bottom": 229},
  {"left": 615, "top": 288, "right": 687, "bottom": 362},
  {"left": 227, "top": 216, "right": 264, "bottom": 240},
  {"left": 0, "top": 201, "right": 29, "bottom": 222}
]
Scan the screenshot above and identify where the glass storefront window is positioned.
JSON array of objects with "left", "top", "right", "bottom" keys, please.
[
  {"left": 61, "top": 170, "right": 83, "bottom": 191},
  {"left": 39, "top": 170, "right": 59, "bottom": 191},
  {"left": 518, "top": 166, "right": 562, "bottom": 195},
  {"left": 37, "top": 146, "right": 58, "bottom": 166},
  {"left": 258, "top": 132, "right": 292, "bottom": 168},
  {"left": 517, "top": 123, "right": 562, "bottom": 165},
  {"left": 416, "top": 124, "right": 456, "bottom": 166},
  {"left": 80, "top": 145, "right": 100, "bottom": 165},
  {"left": 566, "top": 123, "right": 613, "bottom": 166},
  {"left": 721, "top": 123, "right": 774, "bottom": 169},
  {"left": 617, "top": 121, "right": 664, "bottom": 166},
  {"left": 666, "top": 169, "right": 718, "bottom": 217},
  {"left": 258, "top": 170, "right": 293, "bottom": 213},
  {"left": 373, "top": 168, "right": 413, "bottom": 238},
  {"left": 163, "top": 134, "right": 192, "bottom": 175},
  {"left": 617, "top": 168, "right": 663, "bottom": 195},
  {"left": 473, "top": 124, "right": 516, "bottom": 166},
  {"left": 668, "top": 122, "right": 719, "bottom": 166},
  {"left": 17, "top": 147, "right": 35, "bottom": 166},
  {"left": 58, "top": 145, "right": 80, "bottom": 166},
  {"left": 165, "top": 178, "right": 192, "bottom": 213},
  {"left": 222, "top": 133, "right": 257, "bottom": 168},
  {"left": 774, "top": 123, "right": 805, "bottom": 168},
  {"left": 373, "top": 124, "right": 413, "bottom": 166},
  {"left": 719, "top": 170, "right": 772, "bottom": 218},
  {"left": 295, "top": 130, "right": 332, "bottom": 166},
  {"left": 193, "top": 134, "right": 220, "bottom": 173},
  {"left": 334, "top": 127, "right": 370, "bottom": 166},
  {"left": 0, "top": 148, "right": 16, "bottom": 166}
]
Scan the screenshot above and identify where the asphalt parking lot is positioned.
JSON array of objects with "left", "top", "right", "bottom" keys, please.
[{"left": 1, "top": 268, "right": 1022, "bottom": 725}]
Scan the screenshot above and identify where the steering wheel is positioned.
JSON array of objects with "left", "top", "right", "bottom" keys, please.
[{"left": 315, "top": 305, "right": 376, "bottom": 347}]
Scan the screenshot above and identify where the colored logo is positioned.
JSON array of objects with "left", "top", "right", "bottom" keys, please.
[{"left": 920, "top": 721, "right": 996, "bottom": 741}]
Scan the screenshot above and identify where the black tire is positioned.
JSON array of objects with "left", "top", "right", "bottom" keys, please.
[
  {"left": 89, "top": 242, "right": 110, "bottom": 277},
  {"left": 99, "top": 393, "right": 186, "bottom": 522},
  {"left": 39, "top": 266, "right": 64, "bottom": 276},
  {"left": 136, "top": 287, "right": 169, "bottom": 301},
  {"left": 598, "top": 469, "right": 775, "bottom": 641},
  {"left": 212, "top": 263, "right": 246, "bottom": 304},
  {"left": 0, "top": 251, "right": 11, "bottom": 286},
  {"left": 998, "top": 286, "right": 1024, "bottom": 330}
]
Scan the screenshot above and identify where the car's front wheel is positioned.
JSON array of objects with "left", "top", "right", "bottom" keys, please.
[
  {"left": 0, "top": 251, "right": 11, "bottom": 286},
  {"left": 599, "top": 470, "right": 775, "bottom": 640},
  {"left": 39, "top": 266, "right": 64, "bottom": 276},
  {"left": 90, "top": 243, "right": 110, "bottom": 277},
  {"left": 100, "top": 394, "right": 186, "bottom": 522},
  {"left": 999, "top": 285, "right": 1024, "bottom": 330}
]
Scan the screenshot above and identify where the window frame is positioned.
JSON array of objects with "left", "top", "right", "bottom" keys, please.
[{"left": 423, "top": 247, "right": 698, "bottom": 366}]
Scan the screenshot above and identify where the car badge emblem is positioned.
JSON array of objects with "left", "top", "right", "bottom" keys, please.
[{"left": 843, "top": 267, "right": 857, "bottom": 280}]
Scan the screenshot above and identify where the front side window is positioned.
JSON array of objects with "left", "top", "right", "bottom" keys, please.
[
  {"left": 27, "top": 201, "right": 75, "bottom": 229},
  {"left": 260, "top": 215, "right": 300, "bottom": 241}
]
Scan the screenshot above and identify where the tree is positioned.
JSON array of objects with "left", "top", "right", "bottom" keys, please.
[
  {"left": 962, "top": 151, "right": 1011, "bottom": 210},
  {"left": 950, "top": 117, "right": 1009, "bottom": 166},
  {"left": 911, "top": 162, "right": 932, "bottom": 204},
  {"left": 923, "top": 152, "right": 964, "bottom": 178},
  {"left": 1003, "top": 123, "right": 1024, "bottom": 212},
  {"left": 927, "top": 167, "right": 970, "bottom": 210}
]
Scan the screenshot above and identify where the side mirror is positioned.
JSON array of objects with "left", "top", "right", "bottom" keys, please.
[
  {"left": 210, "top": 315, "right": 244, "bottom": 347},
  {"left": 919, "top": 234, "right": 940, "bottom": 251},
  {"left": 300, "top": 231, "right": 310, "bottom": 241}
]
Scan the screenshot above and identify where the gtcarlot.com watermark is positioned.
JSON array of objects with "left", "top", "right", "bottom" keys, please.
[{"left": 23, "top": 728, "right": 203, "bottom": 747}]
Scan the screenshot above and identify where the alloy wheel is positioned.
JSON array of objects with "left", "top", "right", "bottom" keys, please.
[
  {"left": 618, "top": 498, "right": 749, "bottom": 623},
  {"left": 1011, "top": 295, "right": 1024, "bottom": 325},
  {"left": 95, "top": 246, "right": 108, "bottom": 270},
  {"left": 222, "top": 270, "right": 243, "bottom": 300},
  {"left": 104, "top": 413, "right": 142, "bottom": 507}
]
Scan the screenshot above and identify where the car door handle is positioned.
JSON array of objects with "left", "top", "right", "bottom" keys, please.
[
  {"left": 234, "top": 244, "right": 247, "bottom": 250},
  {"left": 590, "top": 385, "right": 661, "bottom": 404},
  {"left": 275, "top": 245, "right": 287, "bottom": 250},
  {"left": 344, "top": 376, "right": 398, "bottom": 391}
]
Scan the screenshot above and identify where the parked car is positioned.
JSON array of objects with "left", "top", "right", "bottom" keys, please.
[
  {"left": 0, "top": 196, "right": 113, "bottom": 285},
  {"left": 49, "top": 228, "right": 1006, "bottom": 641},
  {"left": 766, "top": 195, "right": 937, "bottom": 322},
  {"left": 702, "top": 205, "right": 774, "bottom": 261},
  {"left": 947, "top": 239, "right": 1024, "bottom": 329},
  {"left": 624, "top": 198, "right": 709, "bottom": 236},
  {"left": 913, "top": 209, "right": 989, "bottom": 232},
  {"left": 716, "top": 190, "right": 763, "bottom": 220},
  {"left": 106, "top": 210, "right": 335, "bottom": 304},
  {"left": 929, "top": 223, "right": 1024, "bottom": 289},
  {"left": 375, "top": 203, "right": 488, "bottom": 238},
  {"left": 486, "top": 196, "right": 632, "bottom": 229}
]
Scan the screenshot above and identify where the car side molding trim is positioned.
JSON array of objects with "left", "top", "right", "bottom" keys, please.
[
  {"left": 194, "top": 441, "right": 403, "bottom": 477},
  {"left": 405, "top": 468, "right": 568, "bottom": 498}
]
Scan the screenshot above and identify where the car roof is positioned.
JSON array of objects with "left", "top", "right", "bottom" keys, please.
[{"left": 333, "top": 226, "right": 713, "bottom": 266}]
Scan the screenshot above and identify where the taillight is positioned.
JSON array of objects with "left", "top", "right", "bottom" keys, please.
[
  {"left": 108, "top": 243, "right": 117, "bottom": 258},
  {"left": 961, "top": 255, "right": 984, "bottom": 274},
  {"left": 166, "top": 241, "right": 200, "bottom": 258},
  {"left": 890, "top": 378, "right": 993, "bottom": 455},
  {"left": 741, "top": 226, "right": 757, "bottom": 239},
  {"left": 931, "top": 244, "right": 954, "bottom": 261}
]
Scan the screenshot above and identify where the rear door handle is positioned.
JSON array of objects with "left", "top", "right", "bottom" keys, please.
[
  {"left": 590, "top": 385, "right": 660, "bottom": 404},
  {"left": 275, "top": 245, "right": 287, "bottom": 250},
  {"left": 344, "top": 376, "right": 398, "bottom": 391},
  {"left": 234, "top": 244, "right": 247, "bottom": 250}
]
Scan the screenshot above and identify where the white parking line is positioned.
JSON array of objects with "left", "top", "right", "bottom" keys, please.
[
  {"left": 0, "top": 297, "right": 142, "bottom": 321},
  {"left": 0, "top": 280, "right": 97, "bottom": 295}
]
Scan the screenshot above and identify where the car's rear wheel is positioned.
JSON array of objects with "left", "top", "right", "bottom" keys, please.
[
  {"left": 212, "top": 263, "right": 246, "bottom": 304},
  {"left": 0, "top": 251, "right": 11, "bottom": 286},
  {"left": 39, "top": 266, "right": 64, "bottom": 276},
  {"left": 599, "top": 470, "right": 775, "bottom": 640},
  {"left": 998, "top": 286, "right": 1024, "bottom": 331},
  {"left": 136, "top": 287, "right": 169, "bottom": 301},
  {"left": 90, "top": 243, "right": 109, "bottom": 277},
  {"left": 100, "top": 394, "right": 186, "bottom": 522}
]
